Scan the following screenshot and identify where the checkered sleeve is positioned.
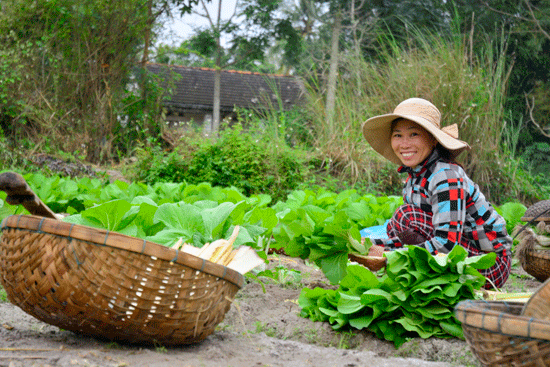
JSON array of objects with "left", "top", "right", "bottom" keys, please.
[{"left": 422, "top": 168, "right": 467, "bottom": 254}]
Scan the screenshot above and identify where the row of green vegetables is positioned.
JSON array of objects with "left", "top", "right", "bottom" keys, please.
[
  {"left": 0, "top": 173, "right": 414, "bottom": 284},
  {"left": 0, "top": 173, "right": 528, "bottom": 346}
]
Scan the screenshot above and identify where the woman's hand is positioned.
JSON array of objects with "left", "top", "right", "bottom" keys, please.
[{"left": 396, "top": 229, "right": 427, "bottom": 245}]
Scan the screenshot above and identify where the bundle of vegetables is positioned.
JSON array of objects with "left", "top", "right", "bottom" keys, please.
[
  {"left": 298, "top": 245, "right": 496, "bottom": 347},
  {"left": 61, "top": 198, "right": 269, "bottom": 275},
  {"left": 173, "top": 225, "right": 264, "bottom": 275}
]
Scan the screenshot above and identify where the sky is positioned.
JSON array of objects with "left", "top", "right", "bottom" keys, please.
[{"left": 159, "top": 0, "right": 239, "bottom": 47}]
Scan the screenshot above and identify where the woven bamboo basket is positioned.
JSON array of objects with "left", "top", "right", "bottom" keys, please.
[
  {"left": 348, "top": 253, "right": 386, "bottom": 272},
  {"left": 0, "top": 214, "right": 244, "bottom": 345},
  {"left": 521, "top": 200, "right": 550, "bottom": 223},
  {"left": 515, "top": 224, "right": 550, "bottom": 282},
  {"left": 522, "top": 249, "right": 550, "bottom": 282},
  {"left": 523, "top": 278, "right": 550, "bottom": 321},
  {"left": 455, "top": 299, "right": 550, "bottom": 366}
]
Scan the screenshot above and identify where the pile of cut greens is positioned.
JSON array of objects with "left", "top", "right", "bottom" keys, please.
[{"left": 298, "top": 245, "right": 496, "bottom": 347}]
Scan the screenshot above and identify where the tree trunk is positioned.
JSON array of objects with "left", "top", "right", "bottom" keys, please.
[
  {"left": 210, "top": 0, "right": 224, "bottom": 135},
  {"left": 325, "top": 12, "right": 341, "bottom": 136},
  {"left": 140, "top": 0, "right": 153, "bottom": 66},
  {"left": 212, "top": 68, "right": 221, "bottom": 133}
]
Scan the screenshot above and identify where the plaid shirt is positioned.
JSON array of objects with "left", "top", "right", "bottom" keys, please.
[{"left": 380, "top": 149, "right": 512, "bottom": 254}]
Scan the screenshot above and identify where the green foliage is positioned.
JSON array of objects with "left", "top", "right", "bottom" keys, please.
[
  {"left": 0, "top": 138, "right": 36, "bottom": 172},
  {"left": 0, "top": 0, "right": 171, "bottom": 163},
  {"left": 0, "top": 172, "right": 276, "bottom": 220},
  {"left": 132, "top": 145, "right": 185, "bottom": 184},
  {"left": 0, "top": 32, "right": 30, "bottom": 135},
  {"left": 187, "top": 29, "right": 219, "bottom": 59},
  {"left": 256, "top": 265, "right": 303, "bottom": 287},
  {"left": 496, "top": 202, "right": 527, "bottom": 236},
  {"left": 160, "top": 0, "right": 303, "bottom": 70},
  {"left": 63, "top": 198, "right": 265, "bottom": 249},
  {"left": 271, "top": 188, "right": 402, "bottom": 284},
  {"left": 298, "top": 245, "right": 494, "bottom": 347},
  {"left": 114, "top": 69, "right": 171, "bottom": 157},
  {"left": 134, "top": 123, "right": 309, "bottom": 202},
  {"left": 521, "top": 142, "right": 550, "bottom": 182},
  {"left": 0, "top": 284, "right": 7, "bottom": 302}
]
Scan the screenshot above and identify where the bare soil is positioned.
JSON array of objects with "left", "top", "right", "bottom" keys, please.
[{"left": 0, "top": 254, "right": 542, "bottom": 367}]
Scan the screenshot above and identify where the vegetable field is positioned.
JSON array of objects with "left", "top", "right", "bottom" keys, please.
[{"left": 0, "top": 172, "right": 529, "bottom": 349}]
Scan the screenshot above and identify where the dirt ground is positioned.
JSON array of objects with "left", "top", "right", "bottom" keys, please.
[{"left": 0, "top": 255, "right": 542, "bottom": 367}]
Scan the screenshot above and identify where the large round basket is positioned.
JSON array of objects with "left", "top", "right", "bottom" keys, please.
[
  {"left": 0, "top": 215, "right": 244, "bottom": 345},
  {"left": 455, "top": 300, "right": 550, "bottom": 367}
]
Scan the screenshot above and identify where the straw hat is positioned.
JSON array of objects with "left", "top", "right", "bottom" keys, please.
[{"left": 362, "top": 98, "right": 471, "bottom": 165}]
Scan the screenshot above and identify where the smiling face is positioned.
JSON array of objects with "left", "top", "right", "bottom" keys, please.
[{"left": 390, "top": 119, "right": 438, "bottom": 168}]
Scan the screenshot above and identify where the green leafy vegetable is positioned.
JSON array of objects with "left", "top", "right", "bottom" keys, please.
[
  {"left": 298, "top": 245, "right": 494, "bottom": 347},
  {"left": 62, "top": 198, "right": 267, "bottom": 249},
  {"left": 497, "top": 202, "right": 527, "bottom": 234}
]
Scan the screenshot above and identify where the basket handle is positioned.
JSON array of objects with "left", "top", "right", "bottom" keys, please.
[{"left": 0, "top": 172, "right": 57, "bottom": 219}]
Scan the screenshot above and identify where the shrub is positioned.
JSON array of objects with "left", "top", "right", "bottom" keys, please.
[
  {"left": 0, "top": 135, "right": 35, "bottom": 172},
  {"left": 133, "top": 124, "right": 309, "bottom": 202}
]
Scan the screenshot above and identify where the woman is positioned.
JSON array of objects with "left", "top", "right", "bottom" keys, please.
[{"left": 362, "top": 97, "right": 511, "bottom": 289}]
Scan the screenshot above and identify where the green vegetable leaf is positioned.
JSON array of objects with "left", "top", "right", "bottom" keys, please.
[
  {"left": 461, "top": 251, "right": 497, "bottom": 270},
  {"left": 80, "top": 199, "right": 133, "bottom": 231},
  {"left": 315, "top": 251, "right": 349, "bottom": 284},
  {"left": 498, "top": 202, "right": 527, "bottom": 234},
  {"left": 339, "top": 264, "right": 380, "bottom": 291},
  {"left": 200, "top": 201, "right": 239, "bottom": 238},
  {"left": 440, "top": 320, "right": 464, "bottom": 339},
  {"left": 337, "top": 293, "right": 363, "bottom": 314},
  {"left": 153, "top": 202, "right": 204, "bottom": 240}
]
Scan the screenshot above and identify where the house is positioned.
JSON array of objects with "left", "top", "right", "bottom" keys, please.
[{"left": 146, "top": 63, "right": 306, "bottom": 131}]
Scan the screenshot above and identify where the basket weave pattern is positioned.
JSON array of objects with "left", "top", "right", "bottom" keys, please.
[
  {"left": 0, "top": 215, "right": 244, "bottom": 345},
  {"left": 455, "top": 300, "right": 550, "bottom": 366},
  {"left": 515, "top": 222, "right": 550, "bottom": 282},
  {"left": 524, "top": 250, "right": 550, "bottom": 282}
]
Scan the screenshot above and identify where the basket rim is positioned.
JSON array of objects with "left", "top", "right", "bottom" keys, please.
[
  {"left": 521, "top": 216, "right": 550, "bottom": 222},
  {"left": 525, "top": 248, "right": 550, "bottom": 259},
  {"left": 348, "top": 253, "right": 387, "bottom": 271},
  {"left": 1, "top": 214, "right": 244, "bottom": 288},
  {"left": 455, "top": 299, "right": 550, "bottom": 341}
]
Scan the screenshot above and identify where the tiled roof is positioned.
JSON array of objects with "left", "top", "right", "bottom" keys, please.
[{"left": 146, "top": 63, "right": 306, "bottom": 113}]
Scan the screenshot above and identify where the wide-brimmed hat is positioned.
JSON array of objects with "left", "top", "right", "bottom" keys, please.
[{"left": 361, "top": 98, "right": 471, "bottom": 165}]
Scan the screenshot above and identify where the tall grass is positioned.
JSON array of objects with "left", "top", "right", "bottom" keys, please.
[
  {"left": 301, "top": 29, "right": 536, "bottom": 204},
  {"left": 299, "top": 63, "right": 402, "bottom": 195}
]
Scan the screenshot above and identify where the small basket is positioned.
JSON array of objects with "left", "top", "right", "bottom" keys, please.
[
  {"left": 0, "top": 215, "right": 244, "bottom": 345},
  {"left": 348, "top": 253, "right": 386, "bottom": 272},
  {"left": 455, "top": 299, "right": 550, "bottom": 367},
  {"left": 522, "top": 249, "right": 550, "bottom": 282},
  {"left": 515, "top": 225, "right": 550, "bottom": 282}
]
